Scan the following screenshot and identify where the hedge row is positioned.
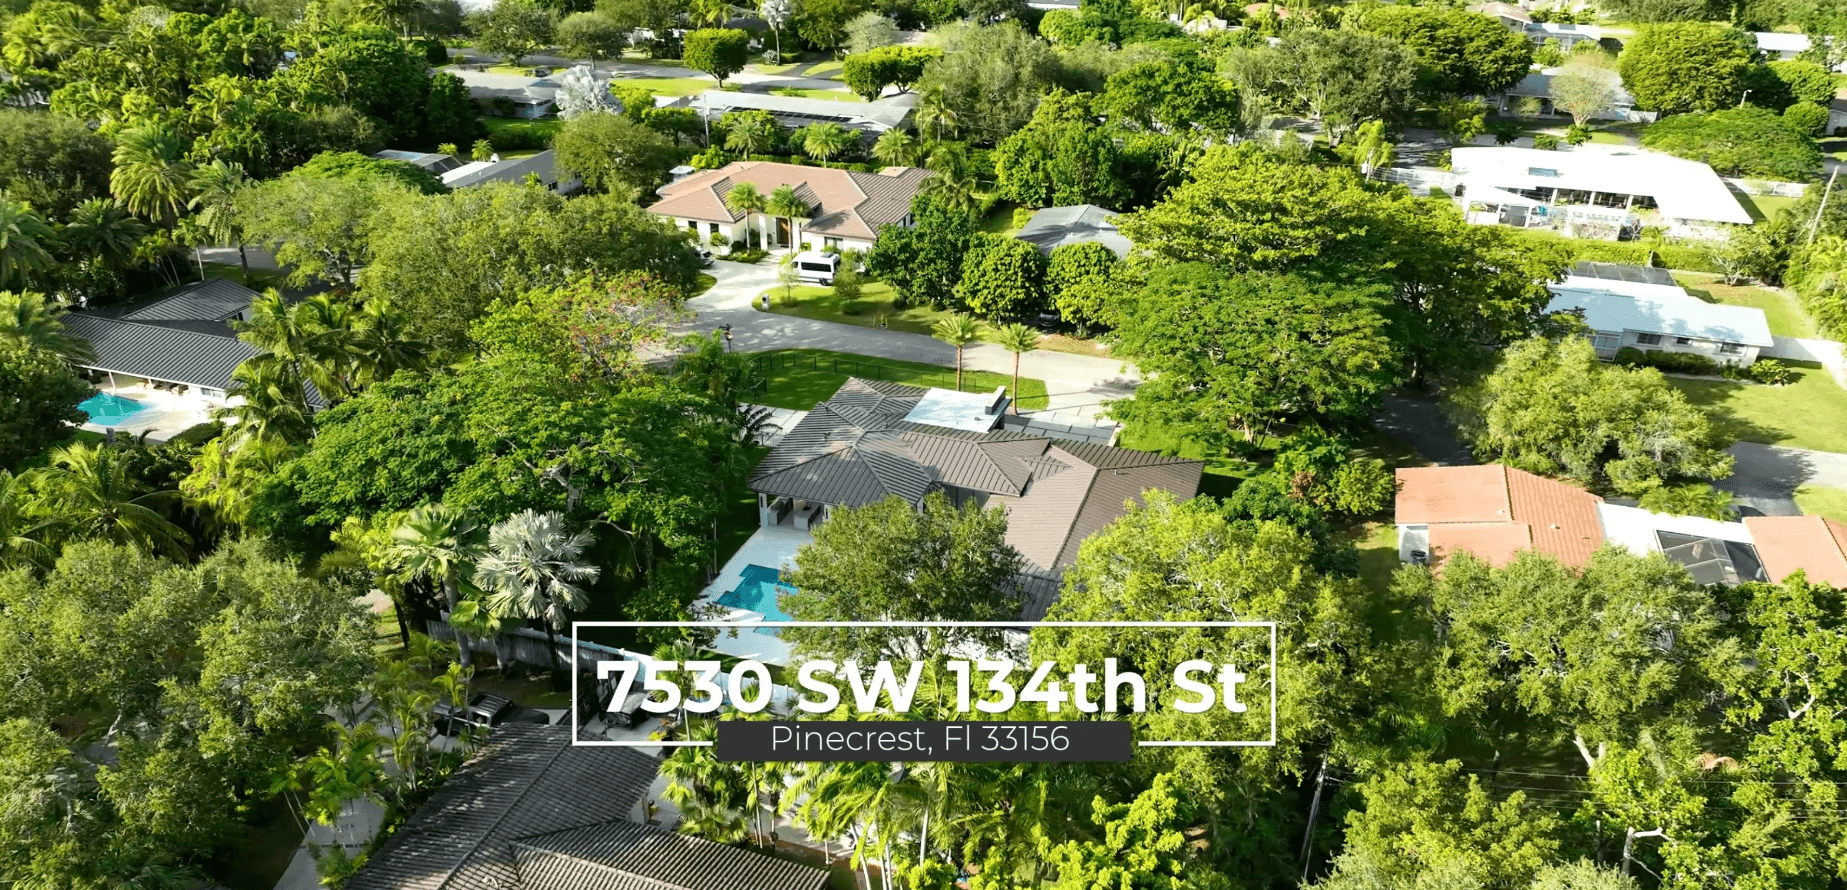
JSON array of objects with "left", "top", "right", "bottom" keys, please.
[{"left": 1506, "top": 229, "right": 1721, "bottom": 274}]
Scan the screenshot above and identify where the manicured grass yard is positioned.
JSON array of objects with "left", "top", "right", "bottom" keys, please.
[
  {"left": 1670, "top": 363, "right": 1847, "bottom": 453},
  {"left": 771, "top": 87, "right": 860, "bottom": 101},
  {"left": 1676, "top": 273, "right": 1815, "bottom": 338},
  {"left": 484, "top": 116, "right": 563, "bottom": 141},
  {"left": 979, "top": 200, "right": 1029, "bottom": 237},
  {"left": 607, "top": 75, "right": 720, "bottom": 97},
  {"left": 1734, "top": 192, "right": 1799, "bottom": 223},
  {"left": 759, "top": 282, "right": 1117, "bottom": 357},
  {"left": 1351, "top": 521, "right": 1402, "bottom": 596},
  {"left": 1795, "top": 484, "right": 1847, "bottom": 523},
  {"left": 747, "top": 348, "right": 1051, "bottom": 412}
]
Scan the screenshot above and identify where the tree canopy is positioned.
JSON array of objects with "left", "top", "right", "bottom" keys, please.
[{"left": 1617, "top": 23, "right": 1753, "bottom": 114}]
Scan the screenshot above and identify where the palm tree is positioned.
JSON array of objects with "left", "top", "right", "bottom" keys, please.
[
  {"left": 392, "top": 504, "right": 487, "bottom": 674},
  {"left": 234, "top": 289, "right": 361, "bottom": 411},
  {"left": 764, "top": 184, "right": 809, "bottom": 251},
  {"left": 931, "top": 313, "right": 983, "bottom": 391},
  {"left": 915, "top": 85, "right": 958, "bottom": 142},
  {"left": 0, "top": 290, "right": 93, "bottom": 362},
  {"left": 0, "top": 470, "right": 52, "bottom": 571},
  {"left": 921, "top": 142, "right": 978, "bottom": 214},
  {"left": 871, "top": 129, "right": 921, "bottom": 167},
  {"left": 178, "top": 435, "right": 296, "bottom": 530},
  {"left": 473, "top": 509, "right": 601, "bottom": 691},
  {"left": 28, "top": 443, "right": 191, "bottom": 558},
  {"left": 219, "top": 360, "right": 315, "bottom": 446},
  {"left": 187, "top": 160, "right": 250, "bottom": 279},
  {"left": 723, "top": 182, "right": 767, "bottom": 250},
  {"left": 798, "top": 122, "right": 853, "bottom": 168},
  {"left": 0, "top": 196, "right": 56, "bottom": 290},
  {"left": 110, "top": 124, "right": 192, "bottom": 223},
  {"left": 354, "top": 0, "right": 425, "bottom": 36},
  {"left": 60, "top": 198, "right": 146, "bottom": 273},
  {"left": 350, "top": 298, "right": 429, "bottom": 386},
  {"left": 992, "top": 323, "right": 1039, "bottom": 414},
  {"left": 723, "top": 113, "right": 775, "bottom": 159}
]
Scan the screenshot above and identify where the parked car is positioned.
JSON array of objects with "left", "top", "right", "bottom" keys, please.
[
  {"left": 432, "top": 694, "right": 551, "bottom": 735},
  {"left": 792, "top": 250, "right": 838, "bottom": 284},
  {"left": 530, "top": 66, "right": 551, "bottom": 76}
]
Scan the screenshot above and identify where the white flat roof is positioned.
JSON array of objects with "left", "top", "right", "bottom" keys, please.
[
  {"left": 1598, "top": 503, "right": 1754, "bottom": 556},
  {"left": 1755, "top": 32, "right": 1811, "bottom": 53},
  {"left": 1451, "top": 147, "right": 1754, "bottom": 225},
  {"left": 439, "top": 160, "right": 496, "bottom": 184},
  {"left": 904, "top": 388, "right": 1006, "bottom": 432},
  {"left": 1546, "top": 287, "right": 1775, "bottom": 347}
]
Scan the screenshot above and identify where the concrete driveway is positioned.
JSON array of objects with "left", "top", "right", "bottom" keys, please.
[{"left": 684, "top": 258, "right": 1140, "bottom": 424}]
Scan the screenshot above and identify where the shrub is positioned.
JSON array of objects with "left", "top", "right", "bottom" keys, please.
[
  {"left": 1011, "top": 207, "right": 1037, "bottom": 229},
  {"left": 1638, "top": 483, "right": 1736, "bottom": 520},
  {"left": 1565, "top": 124, "right": 1591, "bottom": 145},
  {"left": 418, "top": 38, "right": 450, "bottom": 65},
  {"left": 1640, "top": 349, "right": 1718, "bottom": 376},
  {"left": 486, "top": 124, "right": 551, "bottom": 151},
  {"left": 708, "top": 231, "right": 729, "bottom": 248},
  {"left": 1783, "top": 102, "right": 1830, "bottom": 138},
  {"left": 1533, "top": 134, "right": 1559, "bottom": 150},
  {"left": 167, "top": 421, "right": 225, "bottom": 447},
  {"left": 726, "top": 248, "right": 768, "bottom": 263},
  {"left": 1749, "top": 358, "right": 1793, "bottom": 385},
  {"left": 1613, "top": 346, "right": 1647, "bottom": 367}
]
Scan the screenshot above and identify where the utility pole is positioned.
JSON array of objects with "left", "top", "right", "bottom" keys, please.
[
  {"left": 1622, "top": 827, "right": 1667, "bottom": 877},
  {"left": 1299, "top": 755, "right": 1329, "bottom": 882},
  {"left": 1808, "top": 167, "right": 1839, "bottom": 246}
]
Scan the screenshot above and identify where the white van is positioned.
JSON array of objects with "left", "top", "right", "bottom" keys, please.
[{"left": 792, "top": 251, "right": 840, "bottom": 285}]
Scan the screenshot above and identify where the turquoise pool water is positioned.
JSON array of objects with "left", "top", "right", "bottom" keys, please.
[
  {"left": 77, "top": 392, "right": 150, "bottom": 426},
  {"left": 716, "top": 564, "right": 796, "bottom": 622}
]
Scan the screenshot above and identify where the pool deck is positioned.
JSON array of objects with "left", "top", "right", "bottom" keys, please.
[
  {"left": 79, "top": 382, "right": 216, "bottom": 443},
  {"left": 697, "top": 525, "right": 811, "bottom": 666}
]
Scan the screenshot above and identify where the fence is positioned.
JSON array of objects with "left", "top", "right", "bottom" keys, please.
[
  {"left": 424, "top": 619, "right": 643, "bottom": 676},
  {"left": 1724, "top": 178, "right": 1810, "bottom": 198}
]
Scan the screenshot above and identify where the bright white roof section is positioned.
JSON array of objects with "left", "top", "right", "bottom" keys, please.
[
  {"left": 903, "top": 387, "right": 1010, "bottom": 432},
  {"left": 1546, "top": 287, "right": 1775, "bottom": 347},
  {"left": 1451, "top": 147, "right": 1754, "bottom": 225},
  {"left": 1597, "top": 503, "right": 1754, "bottom": 555},
  {"left": 678, "top": 90, "right": 912, "bottom": 133},
  {"left": 1754, "top": 32, "right": 1811, "bottom": 53}
]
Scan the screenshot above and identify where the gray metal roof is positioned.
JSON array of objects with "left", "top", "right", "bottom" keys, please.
[
  {"left": 1013, "top": 205, "right": 1131, "bottom": 257},
  {"left": 61, "top": 313, "right": 254, "bottom": 390},
  {"left": 351, "top": 723, "right": 805, "bottom": 890},
  {"left": 118, "top": 278, "right": 258, "bottom": 324},
  {"left": 445, "top": 150, "right": 559, "bottom": 189},
  {"left": 751, "top": 379, "right": 1203, "bottom": 574}
]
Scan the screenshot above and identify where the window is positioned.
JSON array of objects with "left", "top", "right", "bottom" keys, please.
[
  {"left": 1719, "top": 342, "right": 1743, "bottom": 355},
  {"left": 824, "top": 237, "right": 840, "bottom": 249},
  {"left": 1675, "top": 337, "right": 1692, "bottom": 346},
  {"left": 1635, "top": 333, "right": 1662, "bottom": 346},
  {"left": 708, "top": 222, "right": 720, "bottom": 236}
]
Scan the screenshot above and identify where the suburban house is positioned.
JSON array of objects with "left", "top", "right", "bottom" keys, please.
[
  {"left": 1743, "top": 516, "right": 1847, "bottom": 585},
  {"left": 747, "top": 378, "right": 1201, "bottom": 617},
  {"left": 647, "top": 161, "right": 933, "bottom": 252},
  {"left": 347, "top": 723, "right": 828, "bottom": 890},
  {"left": 1470, "top": 1, "right": 1531, "bottom": 29},
  {"left": 1755, "top": 32, "right": 1846, "bottom": 72},
  {"left": 1468, "top": 3, "right": 1603, "bottom": 49},
  {"left": 1492, "top": 68, "right": 1648, "bottom": 123},
  {"left": 1394, "top": 465, "right": 1770, "bottom": 584},
  {"left": 453, "top": 68, "right": 558, "bottom": 119},
  {"left": 440, "top": 150, "right": 575, "bottom": 192},
  {"left": 371, "top": 149, "right": 464, "bottom": 175},
  {"left": 665, "top": 90, "right": 913, "bottom": 135},
  {"left": 1451, "top": 146, "right": 1753, "bottom": 239},
  {"left": 1547, "top": 261, "right": 1774, "bottom": 366},
  {"left": 1013, "top": 204, "right": 1131, "bottom": 257},
  {"left": 62, "top": 278, "right": 261, "bottom": 406}
]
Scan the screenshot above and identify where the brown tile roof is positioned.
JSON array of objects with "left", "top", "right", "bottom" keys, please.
[
  {"left": 751, "top": 379, "right": 1203, "bottom": 576},
  {"left": 348, "top": 724, "right": 821, "bottom": 890},
  {"left": 1744, "top": 516, "right": 1847, "bottom": 586},
  {"left": 647, "top": 161, "right": 931, "bottom": 240},
  {"left": 1396, "top": 465, "right": 1604, "bottom": 568}
]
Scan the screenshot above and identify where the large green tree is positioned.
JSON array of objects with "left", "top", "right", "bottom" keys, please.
[
  {"left": 552, "top": 111, "right": 679, "bottom": 196},
  {"left": 1640, "top": 106, "right": 1822, "bottom": 180},
  {"left": 913, "top": 22, "right": 1059, "bottom": 142},
  {"left": 237, "top": 163, "right": 413, "bottom": 288},
  {"left": 0, "top": 340, "right": 88, "bottom": 471},
  {"left": 682, "top": 28, "right": 748, "bottom": 86},
  {"left": 468, "top": 0, "right": 557, "bottom": 66},
  {"left": 1617, "top": 23, "right": 1753, "bottom": 114},
  {"left": 0, "top": 109, "right": 113, "bottom": 219},
  {"left": 953, "top": 233, "right": 1047, "bottom": 321},
  {"left": 1110, "top": 265, "right": 1397, "bottom": 448},
  {"left": 1351, "top": 5, "right": 1533, "bottom": 97}
]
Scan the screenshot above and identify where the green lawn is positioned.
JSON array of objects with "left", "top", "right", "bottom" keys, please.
[
  {"left": 1676, "top": 273, "right": 1815, "bottom": 338},
  {"left": 1670, "top": 363, "right": 1847, "bottom": 452},
  {"left": 798, "top": 59, "right": 843, "bottom": 79},
  {"left": 979, "top": 200, "right": 1029, "bottom": 237},
  {"left": 484, "top": 116, "right": 563, "bottom": 140},
  {"left": 1113, "top": 421, "right": 1254, "bottom": 500},
  {"left": 693, "top": 272, "right": 716, "bottom": 295},
  {"left": 747, "top": 348, "right": 1050, "bottom": 412},
  {"left": 761, "top": 281, "right": 944, "bottom": 336},
  {"left": 1734, "top": 191, "right": 1800, "bottom": 223},
  {"left": 618, "top": 51, "right": 689, "bottom": 68},
  {"left": 607, "top": 75, "right": 718, "bottom": 97},
  {"left": 1796, "top": 485, "right": 1847, "bottom": 523},
  {"left": 771, "top": 87, "right": 859, "bottom": 101},
  {"left": 1351, "top": 522, "right": 1402, "bottom": 596}
]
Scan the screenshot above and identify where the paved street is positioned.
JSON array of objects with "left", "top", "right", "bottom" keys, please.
[{"left": 684, "top": 259, "right": 1141, "bottom": 425}]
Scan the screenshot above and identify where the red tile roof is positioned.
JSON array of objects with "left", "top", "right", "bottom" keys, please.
[
  {"left": 648, "top": 161, "right": 931, "bottom": 240},
  {"left": 1744, "top": 516, "right": 1847, "bottom": 586},
  {"left": 1396, "top": 465, "right": 1605, "bottom": 567}
]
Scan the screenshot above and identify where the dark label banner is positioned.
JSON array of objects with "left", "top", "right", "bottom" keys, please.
[{"left": 714, "top": 721, "right": 1133, "bottom": 762}]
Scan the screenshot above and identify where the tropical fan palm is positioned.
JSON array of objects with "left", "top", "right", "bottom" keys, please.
[
  {"left": 871, "top": 129, "right": 921, "bottom": 167},
  {"left": 110, "top": 124, "right": 193, "bottom": 223},
  {"left": 28, "top": 443, "right": 190, "bottom": 558},
  {"left": 60, "top": 198, "right": 147, "bottom": 272},
  {"left": 0, "top": 290, "right": 94, "bottom": 363},
  {"left": 723, "top": 182, "right": 766, "bottom": 250},
  {"left": 355, "top": 0, "right": 427, "bottom": 36},
  {"left": 723, "top": 113, "right": 775, "bottom": 158},
  {"left": 474, "top": 509, "right": 600, "bottom": 690},
  {"left": 0, "top": 196, "right": 57, "bottom": 290},
  {"left": 186, "top": 160, "right": 250, "bottom": 277},
  {"left": 391, "top": 504, "right": 487, "bottom": 673},
  {"left": 798, "top": 122, "right": 853, "bottom": 168},
  {"left": 765, "top": 185, "right": 809, "bottom": 251}
]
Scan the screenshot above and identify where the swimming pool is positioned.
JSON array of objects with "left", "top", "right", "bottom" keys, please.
[
  {"left": 77, "top": 392, "right": 150, "bottom": 426},
  {"left": 715, "top": 564, "right": 796, "bottom": 622}
]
